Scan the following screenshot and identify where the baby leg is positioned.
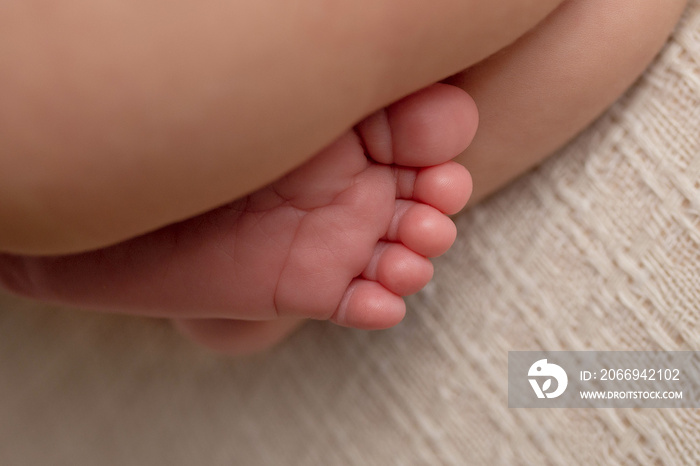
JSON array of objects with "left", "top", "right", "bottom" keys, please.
[
  {"left": 448, "top": 0, "right": 688, "bottom": 203},
  {"left": 0, "top": 84, "right": 478, "bottom": 356},
  {"left": 0, "top": 0, "right": 561, "bottom": 256}
]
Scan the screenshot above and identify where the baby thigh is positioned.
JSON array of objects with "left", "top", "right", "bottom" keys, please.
[{"left": 449, "top": 0, "right": 688, "bottom": 203}]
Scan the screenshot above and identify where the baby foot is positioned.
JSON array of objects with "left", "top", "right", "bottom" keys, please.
[{"left": 0, "top": 84, "right": 477, "bottom": 353}]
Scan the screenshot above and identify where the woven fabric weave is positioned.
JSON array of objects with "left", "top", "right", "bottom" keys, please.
[{"left": 1, "top": 2, "right": 699, "bottom": 464}]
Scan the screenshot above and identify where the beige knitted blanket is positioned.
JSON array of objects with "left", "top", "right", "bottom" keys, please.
[{"left": 1, "top": 2, "right": 699, "bottom": 464}]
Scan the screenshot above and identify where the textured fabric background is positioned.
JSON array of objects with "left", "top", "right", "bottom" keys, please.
[{"left": 1, "top": 2, "right": 699, "bottom": 465}]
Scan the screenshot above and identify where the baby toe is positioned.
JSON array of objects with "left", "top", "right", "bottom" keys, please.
[
  {"left": 363, "top": 242, "right": 434, "bottom": 296},
  {"left": 356, "top": 83, "right": 478, "bottom": 167},
  {"left": 386, "top": 201, "right": 457, "bottom": 257},
  {"left": 331, "top": 278, "right": 406, "bottom": 330},
  {"left": 413, "top": 161, "right": 472, "bottom": 214}
]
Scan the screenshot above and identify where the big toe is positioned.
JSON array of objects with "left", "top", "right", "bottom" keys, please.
[{"left": 355, "top": 83, "right": 478, "bottom": 167}]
